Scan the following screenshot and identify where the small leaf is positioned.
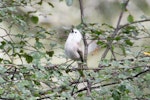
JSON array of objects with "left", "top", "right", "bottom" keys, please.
[
  {"left": 33, "top": 91, "right": 41, "bottom": 97},
  {"left": 127, "top": 14, "right": 134, "bottom": 23},
  {"left": 112, "top": 89, "right": 121, "bottom": 100},
  {"left": 46, "top": 51, "right": 54, "bottom": 57},
  {"left": 0, "top": 19, "right": 2, "bottom": 22},
  {"left": 102, "top": 23, "right": 114, "bottom": 29},
  {"left": 120, "top": 45, "right": 126, "bottom": 56},
  {"left": 93, "top": 30, "right": 103, "bottom": 35},
  {"left": 23, "top": 53, "right": 33, "bottom": 63},
  {"left": 144, "top": 74, "right": 150, "bottom": 80},
  {"left": 118, "top": 85, "right": 126, "bottom": 92},
  {"left": 65, "top": 0, "right": 73, "bottom": 6},
  {"left": 115, "top": 36, "right": 121, "bottom": 41},
  {"left": 37, "top": 0, "right": 43, "bottom": 5},
  {"left": 50, "top": 42, "right": 57, "bottom": 48},
  {"left": 0, "top": 58, "right": 3, "bottom": 63},
  {"left": 65, "top": 69, "right": 70, "bottom": 73},
  {"left": 125, "top": 39, "right": 133, "bottom": 46},
  {"left": 0, "top": 41, "right": 6, "bottom": 49},
  {"left": 0, "top": 66, "right": 7, "bottom": 73},
  {"left": 121, "top": 3, "right": 127, "bottom": 11},
  {"left": 97, "top": 41, "right": 106, "bottom": 47},
  {"left": 48, "top": 2, "right": 54, "bottom": 8},
  {"left": 35, "top": 41, "right": 44, "bottom": 49},
  {"left": 0, "top": 77, "right": 5, "bottom": 83},
  {"left": 78, "top": 93, "right": 84, "bottom": 97},
  {"left": 35, "top": 71, "right": 45, "bottom": 78},
  {"left": 0, "top": 89, "right": 4, "bottom": 95},
  {"left": 31, "top": 16, "right": 39, "bottom": 24},
  {"left": 34, "top": 80, "right": 41, "bottom": 86},
  {"left": 78, "top": 70, "right": 84, "bottom": 77}
]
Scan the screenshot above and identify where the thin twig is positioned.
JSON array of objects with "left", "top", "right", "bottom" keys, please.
[
  {"left": 71, "top": 76, "right": 81, "bottom": 96},
  {"left": 79, "top": 0, "right": 84, "bottom": 24},
  {"left": 86, "top": 79, "right": 92, "bottom": 97},
  {"left": 83, "top": 33, "right": 88, "bottom": 63},
  {"left": 78, "top": 0, "right": 88, "bottom": 64},
  {"left": 101, "top": 0, "right": 129, "bottom": 61},
  {"left": 66, "top": 61, "right": 75, "bottom": 69},
  {"left": 118, "top": 19, "right": 150, "bottom": 30},
  {"left": 74, "top": 68, "right": 150, "bottom": 94}
]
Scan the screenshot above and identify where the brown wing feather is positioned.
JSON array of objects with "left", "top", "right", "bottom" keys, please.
[{"left": 77, "top": 49, "right": 84, "bottom": 62}]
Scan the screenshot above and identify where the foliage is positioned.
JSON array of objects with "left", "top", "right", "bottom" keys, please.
[{"left": 0, "top": 0, "right": 150, "bottom": 100}]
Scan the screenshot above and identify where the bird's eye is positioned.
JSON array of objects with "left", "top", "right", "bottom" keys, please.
[{"left": 74, "top": 31, "right": 77, "bottom": 33}]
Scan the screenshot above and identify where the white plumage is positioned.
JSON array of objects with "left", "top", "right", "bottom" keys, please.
[{"left": 65, "top": 29, "right": 84, "bottom": 62}]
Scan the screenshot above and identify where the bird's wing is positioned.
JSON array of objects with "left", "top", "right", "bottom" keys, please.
[{"left": 77, "top": 49, "right": 84, "bottom": 62}]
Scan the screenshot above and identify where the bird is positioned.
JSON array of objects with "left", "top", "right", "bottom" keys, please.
[{"left": 65, "top": 28, "right": 84, "bottom": 62}]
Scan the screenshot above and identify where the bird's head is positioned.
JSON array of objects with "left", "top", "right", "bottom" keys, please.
[
  {"left": 70, "top": 29, "right": 82, "bottom": 37},
  {"left": 68, "top": 29, "right": 82, "bottom": 42},
  {"left": 70, "top": 29, "right": 80, "bottom": 34}
]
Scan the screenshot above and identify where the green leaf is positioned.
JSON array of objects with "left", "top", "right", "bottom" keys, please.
[
  {"left": 118, "top": 85, "right": 126, "bottom": 93},
  {"left": 20, "top": 80, "right": 30, "bottom": 86},
  {"left": 0, "top": 77, "right": 5, "bottom": 83},
  {"left": 46, "top": 51, "right": 54, "bottom": 57},
  {"left": 97, "top": 41, "right": 106, "bottom": 47},
  {"left": 48, "top": 2, "right": 54, "bottom": 8},
  {"left": 123, "top": 26, "right": 136, "bottom": 35},
  {"left": 49, "top": 42, "right": 57, "bottom": 48},
  {"left": 121, "top": 3, "right": 128, "bottom": 11},
  {"left": 36, "top": 32, "right": 46, "bottom": 39},
  {"left": 127, "top": 14, "right": 134, "bottom": 23},
  {"left": 0, "top": 88, "right": 4, "bottom": 95},
  {"left": 102, "top": 23, "right": 114, "bottom": 29},
  {"left": 125, "top": 39, "right": 133, "bottom": 46},
  {"left": 0, "top": 19, "right": 2, "bottom": 22},
  {"left": 120, "top": 45, "right": 126, "bottom": 56},
  {"left": 33, "top": 91, "right": 40, "bottom": 97},
  {"left": 100, "top": 59, "right": 110, "bottom": 66},
  {"left": 35, "top": 71, "right": 45, "bottom": 79},
  {"left": 65, "top": 0, "right": 73, "bottom": 6},
  {"left": 33, "top": 80, "right": 41, "bottom": 86},
  {"left": 35, "top": 41, "right": 44, "bottom": 49},
  {"left": 115, "top": 36, "right": 121, "bottom": 41},
  {"left": 0, "top": 41, "right": 6, "bottom": 49},
  {"left": 144, "top": 74, "right": 150, "bottom": 80},
  {"left": 31, "top": 16, "right": 39, "bottom": 24},
  {"left": 37, "top": 0, "right": 43, "bottom": 5},
  {"left": 93, "top": 30, "right": 103, "bottom": 35},
  {"left": 78, "top": 70, "right": 84, "bottom": 77},
  {"left": 0, "top": 66, "right": 7, "bottom": 73},
  {"left": 0, "top": 58, "right": 3, "bottom": 63},
  {"left": 23, "top": 53, "right": 33, "bottom": 63},
  {"left": 112, "top": 89, "right": 121, "bottom": 100}
]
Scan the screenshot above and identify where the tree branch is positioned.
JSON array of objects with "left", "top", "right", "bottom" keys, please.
[
  {"left": 118, "top": 19, "right": 150, "bottom": 30},
  {"left": 78, "top": 0, "right": 88, "bottom": 64},
  {"left": 79, "top": 0, "right": 84, "bottom": 24},
  {"left": 74, "top": 68, "right": 150, "bottom": 94},
  {"left": 100, "top": 0, "right": 129, "bottom": 61}
]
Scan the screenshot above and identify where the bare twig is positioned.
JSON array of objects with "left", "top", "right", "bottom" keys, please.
[
  {"left": 119, "top": 19, "right": 150, "bottom": 29},
  {"left": 74, "top": 68, "right": 150, "bottom": 94},
  {"left": 82, "top": 33, "right": 88, "bottom": 63},
  {"left": 100, "top": 0, "right": 129, "bottom": 61},
  {"left": 78, "top": 0, "right": 88, "bottom": 63},
  {"left": 126, "top": 68, "right": 150, "bottom": 80},
  {"left": 71, "top": 76, "right": 81, "bottom": 96},
  {"left": 79, "top": 0, "right": 84, "bottom": 24},
  {"left": 86, "top": 79, "right": 92, "bottom": 97}
]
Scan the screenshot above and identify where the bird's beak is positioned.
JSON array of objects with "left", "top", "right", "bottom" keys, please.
[{"left": 71, "top": 29, "right": 74, "bottom": 33}]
